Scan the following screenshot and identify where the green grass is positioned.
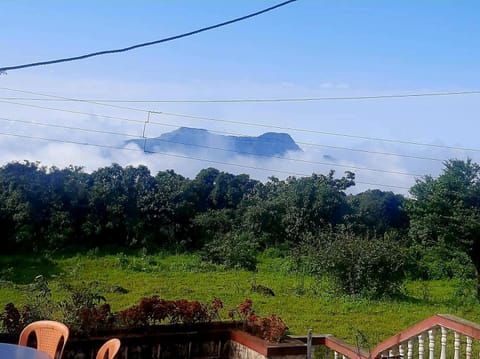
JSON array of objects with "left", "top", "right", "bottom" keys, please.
[{"left": 1, "top": 251, "right": 480, "bottom": 347}]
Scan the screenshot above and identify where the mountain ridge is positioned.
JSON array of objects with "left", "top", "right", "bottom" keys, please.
[{"left": 126, "top": 127, "right": 302, "bottom": 158}]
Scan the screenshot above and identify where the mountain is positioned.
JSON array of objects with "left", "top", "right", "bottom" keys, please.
[{"left": 126, "top": 127, "right": 302, "bottom": 158}]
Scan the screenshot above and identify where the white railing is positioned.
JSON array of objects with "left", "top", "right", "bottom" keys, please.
[
  {"left": 303, "top": 314, "right": 480, "bottom": 359},
  {"left": 372, "top": 314, "right": 480, "bottom": 359}
]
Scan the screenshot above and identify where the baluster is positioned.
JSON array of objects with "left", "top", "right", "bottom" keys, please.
[
  {"left": 334, "top": 351, "right": 338, "bottom": 359},
  {"left": 342, "top": 354, "right": 347, "bottom": 359},
  {"left": 466, "top": 336, "right": 472, "bottom": 359},
  {"left": 419, "top": 334, "right": 425, "bottom": 359},
  {"left": 408, "top": 340, "right": 413, "bottom": 359},
  {"left": 440, "top": 326, "right": 447, "bottom": 359},
  {"left": 399, "top": 344, "right": 404, "bottom": 359},
  {"left": 390, "top": 350, "right": 394, "bottom": 358},
  {"left": 428, "top": 329, "right": 435, "bottom": 359},
  {"left": 454, "top": 332, "right": 460, "bottom": 359}
]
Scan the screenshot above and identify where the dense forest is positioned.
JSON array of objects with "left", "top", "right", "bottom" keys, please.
[{"left": 1, "top": 159, "right": 480, "bottom": 298}]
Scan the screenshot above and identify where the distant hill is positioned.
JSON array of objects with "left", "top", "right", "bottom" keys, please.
[{"left": 126, "top": 127, "right": 302, "bottom": 158}]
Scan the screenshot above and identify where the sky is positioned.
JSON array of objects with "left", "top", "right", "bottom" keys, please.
[{"left": 1, "top": 0, "right": 479, "bottom": 194}]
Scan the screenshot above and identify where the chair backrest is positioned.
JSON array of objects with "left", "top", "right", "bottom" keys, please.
[
  {"left": 96, "top": 338, "right": 121, "bottom": 359},
  {"left": 18, "top": 320, "right": 69, "bottom": 359}
]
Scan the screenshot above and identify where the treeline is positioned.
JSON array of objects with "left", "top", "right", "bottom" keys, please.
[
  {"left": 2, "top": 159, "right": 480, "bottom": 298},
  {"left": 0, "top": 161, "right": 406, "bottom": 253}
]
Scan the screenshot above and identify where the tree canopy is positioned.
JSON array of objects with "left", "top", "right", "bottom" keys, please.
[{"left": 408, "top": 159, "right": 480, "bottom": 297}]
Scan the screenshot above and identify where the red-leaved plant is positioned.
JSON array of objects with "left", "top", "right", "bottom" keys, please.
[
  {"left": 117, "top": 296, "right": 223, "bottom": 328},
  {"left": 228, "top": 298, "right": 288, "bottom": 342}
]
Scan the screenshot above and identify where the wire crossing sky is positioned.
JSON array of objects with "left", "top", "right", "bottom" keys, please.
[
  {"left": 0, "top": 0, "right": 297, "bottom": 72},
  {"left": 1, "top": 1, "right": 479, "bottom": 193}
]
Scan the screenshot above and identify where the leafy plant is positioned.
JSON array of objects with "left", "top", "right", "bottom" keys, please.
[
  {"left": 201, "top": 232, "right": 258, "bottom": 271},
  {"left": 58, "top": 281, "right": 113, "bottom": 334},
  {"left": 228, "top": 298, "right": 288, "bottom": 342},
  {"left": 117, "top": 296, "right": 223, "bottom": 328},
  {"left": 1, "top": 303, "right": 22, "bottom": 335},
  {"left": 299, "top": 228, "right": 407, "bottom": 298}
]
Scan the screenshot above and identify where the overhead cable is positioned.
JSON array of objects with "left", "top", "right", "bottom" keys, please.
[
  {"left": 0, "top": 87, "right": 447, "bottom": 162},
  {"left": 149, "top": 112, "right": 480, "bottom": 153},
  {"left": 0, "top": 0, "right": 297, "bottom": 72},
  {"left": 2, "top": 90, "right": 479, "bottom": 103},
  {"left": 0, "top": 130, "right": 411, "bottom": 190},
  {"left": 0, "top": 99, "right": 144, "bottom": 123},
  {"left": 0, "top": 116, "right": 421, "bottom": 177},
  {"left": 3, "top": 93, "right": 479, "bottom": 154},
  {"left": 0, "top": 117, "right": 140, "bottom": 137}
]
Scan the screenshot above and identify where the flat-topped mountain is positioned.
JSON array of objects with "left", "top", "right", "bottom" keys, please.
[{"left": 126, "top": 127, "right": 302, "bottom": 157}]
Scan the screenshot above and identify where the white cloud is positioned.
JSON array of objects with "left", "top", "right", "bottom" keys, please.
[{"left": 1, "top": 74, "right": 477, "bottom": 195}]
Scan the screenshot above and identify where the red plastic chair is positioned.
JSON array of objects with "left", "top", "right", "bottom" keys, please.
[
  {"left": 96, "top": 338, "right": 121, "bottom": 359},
  {"left": 18, "top": 320, "right": 69, "bottom": 359}
]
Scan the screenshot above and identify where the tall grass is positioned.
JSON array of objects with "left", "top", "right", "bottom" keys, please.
[{"left": 1, "top": 251, "right": 479, "bottom": 346}]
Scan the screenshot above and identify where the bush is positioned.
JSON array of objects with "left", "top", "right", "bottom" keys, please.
[
  {"left": 201, "top": 232, "right": 258, "bottom": 271},
  {"left": 227, "top": 298, "right": 288, "bottom": 342},
  {"left": 300, "top": 229, "right": 407, "bottom": 298},
  {"left": 58, "top": 281, "right": 113, "bottom": 334},
  {"left": 406, "top": 244, "right": 475, "bottom": 280}
]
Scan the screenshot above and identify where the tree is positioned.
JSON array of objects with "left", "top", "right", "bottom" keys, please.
[
  {"left": 349, "top": 189, "right": 409, "bottom": 236},
  {"left": 408, "top": 159, "right": 480, "bottom": 298},
  {"left": 281, "top": 171, "right": 354, "bottom": 243}
]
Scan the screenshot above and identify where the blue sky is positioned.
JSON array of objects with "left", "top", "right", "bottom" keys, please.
[{"left": 1, "top": 1, "right": 479, "bottom": 193}]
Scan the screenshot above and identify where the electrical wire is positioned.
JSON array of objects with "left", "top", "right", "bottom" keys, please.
[
  {"left": 0, "top": 130, "right": 411, "bottom": 190},
  {"left": 0, "top": 117, "right": 141, "bottom": 137},
  {"left": 2, "top": 90, "right": 479, "bottom": 154},
  {"left": 148, "top": 112, "right": 480, "bottom": 153},
  {"left": 140, "top": 121, "right": 445, "bottom": 162},
  {"left": 0, "top": 87, "right": 157, "bottom": 113},
  {"left": 0, "top": 116, "right": 421, "bottom": 177},
  {"left": 1, "top": 90, "right": 479, "bottom": 103},
  {"left": 0, "top": 87, "right": 447, "bottom": 162},
  {"left": 0, "top": 0, "right": 297, "bottom": 72},
  {"left": 0, "top": 93, "right": 470, "bottom": 168},
  {"left": 0, "top": 99, "right": 145, "bottom": 123}
]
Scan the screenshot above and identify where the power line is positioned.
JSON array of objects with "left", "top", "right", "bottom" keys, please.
[
  {"left": 0, "top": 130, "right": 411, "bottom": 190},
  {"left": 0, "top": 116, "right": 421, "bottom": 177},
  {"left": 0, "top": 87, "right": 447, "bottom": 162},
  {"left": 149, "top": 111, "right": 480, "bottom": 153},
  {"left": 1, "top": 92, "right": 476, "bottom": 158},
  {"left": 142, "top": 120, "right": 445, "bottom": 163},
  {"left": 0, "top": 99, "right": 145, "bottom": 123},
  {"left": 1, "top": 90, "right": 479, "bottom": 103},
  {"left": 0, "top": 117, "right": 141, "bottom": 138},
  {"left": 0, "top": 0, "right": 297, "bottom": 72},
  {"left": 2, "top": 86, "right": 478, "bottom": 153},
  {"left": 0, "top": 87, "right": 156, "bottom": 114}
]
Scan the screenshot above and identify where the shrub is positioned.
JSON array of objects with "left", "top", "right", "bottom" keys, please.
[
  {"left": 201, "top": 232, "right": 258, "bottom": 271},
  {"left": 117, "top": 296, "right": 223, "bottom": 328},
  {"left": 228, "top": 298, "right": 288, "bottom": 342},
  {"left": 300, "top": 229, "right": 407, "bottom": 298},
  {"left": 58, "top": 281, "right": 113, "bottom": 334},
  {"left": 406, "top": 244, "right": 475, "bottom": 280}
]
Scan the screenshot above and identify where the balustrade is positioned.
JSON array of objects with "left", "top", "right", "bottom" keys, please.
[{"left": 310, "top": 314, "right": 480, "bottom": 359}]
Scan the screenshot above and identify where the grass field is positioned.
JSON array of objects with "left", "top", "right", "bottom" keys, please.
[{"left": 1, "top": 250, "right": 479, "bottom": 347}]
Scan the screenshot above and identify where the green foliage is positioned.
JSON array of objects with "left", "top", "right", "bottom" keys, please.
[
  {"left": 298, "top": 228, "right": 407, "bottom": 298},
  {"left": 58, "top": 281, "right": 112, "bottom": 334},
  {"left": 0, "top": 161, "right": 363, "bottom": 257},
  {"left": 406, "top": 244, "right": 475, "bottom": 280},
  {"left": 2, "top": 253, "right": 480, "bottom": 345},
  {"left": 348, "top": 189, "right": 409, "bottom": 235},
  {"left": 201, "top": 233, "right": 258, "bottom": 271},
  {"left": 1, "top": 275, "right": 56, "bottom": 335},
  {"left": 408, "top": 159, "right": 480, "bottom": 297}
]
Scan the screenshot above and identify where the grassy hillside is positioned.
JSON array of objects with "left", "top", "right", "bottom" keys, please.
[{"left": 1, "top": 251, "right": 479, "bottom": 346}]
